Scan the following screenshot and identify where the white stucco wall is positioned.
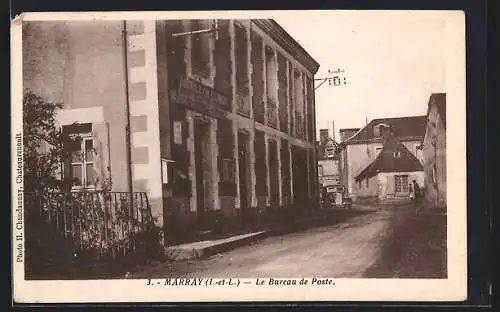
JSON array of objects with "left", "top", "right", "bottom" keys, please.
[{"left": 377, "top": 171, "right": 424, "bottom": 200}]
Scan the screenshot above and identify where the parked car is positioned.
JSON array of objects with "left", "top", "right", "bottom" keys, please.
[{"left": 321, "top": 185, "right": 352, "bottom": 210}]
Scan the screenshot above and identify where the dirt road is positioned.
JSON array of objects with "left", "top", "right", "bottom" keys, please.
[{"left": 129, "top": 208, "right": 394, "bottom": 278}]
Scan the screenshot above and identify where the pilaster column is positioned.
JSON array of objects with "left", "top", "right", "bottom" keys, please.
[
  {"left": 289, "top": 143, "right": 294, "bottom": 204},
  {"left": 210, "top": 118, "right": 220, "bottom": 210},
  {"left": 264, "top": 134, "right": 270, "bottom": 207},
  {"left": 277, "top": 138, "right": 283, "bottom": 206},
  {"left": 286, "top": 60, "right": 291, "bottom": 135},
  {"left": 262, "top": 42, "right": 267, "bottom": 126},
  {"left": 233, "top": 121, "right": 240, "bottom": 209},
  {"left": 306, "top": 148, "right": 311, "bottom": 199},
  {"left": 186, "top": 113, "right": 197, "bottom": 212},
  {"left": 301, "top": 73, "right": 309, "bottom": 141}
]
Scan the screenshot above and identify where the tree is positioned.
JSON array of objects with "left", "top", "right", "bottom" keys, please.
[{"left": 23, "top": 90, "right": 70, "bottom": 192}]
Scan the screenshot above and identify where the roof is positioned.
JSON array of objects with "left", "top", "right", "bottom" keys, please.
[
  {"left": 354, "top": 134, "right": 423, "bottom": 181},
  {"left": 251, "top": 19, "right": 320, "bottom": 74},
  {"left": 342, "top": 116, "right": 427, "bottom": 145},
  {"left": 426, "top": 93, "right": 446, "bottom": 127}
]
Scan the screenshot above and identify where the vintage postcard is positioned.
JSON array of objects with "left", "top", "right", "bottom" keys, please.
[{"left": 11, "top": 10, "right": 467, "bottom": 303}]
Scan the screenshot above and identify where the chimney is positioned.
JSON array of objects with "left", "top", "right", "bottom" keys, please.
[
  {"left": 319, "top": 129, "right": 329, "bottom": 142},
  {"left": 339, "top": 128, "right": 360, "bottom": 142},
  {"left": 380, "top": 125, "right": 393, "bottom": 144}
]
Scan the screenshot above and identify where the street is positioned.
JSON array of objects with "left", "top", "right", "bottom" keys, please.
[{"left": 129, "top": 207, "right": 394, "bottom": 279}]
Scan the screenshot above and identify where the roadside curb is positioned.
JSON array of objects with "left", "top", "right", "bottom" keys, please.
[
  {"left": 164, "top": 231, "right": 269, "bottom": 261},
  {"left": 163, "top": 209, "right": 371, "bottom": 262}
]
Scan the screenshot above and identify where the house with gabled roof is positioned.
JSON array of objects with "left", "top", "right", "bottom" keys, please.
[
  {"left": 338, "top": 115, "right": 426, "bottom": 201},
  {"left": 353, "top": 125, "right": 424, "bottom": 202},
  {"left": 316, "top": 128, "right": 341, "bottom": 188}
]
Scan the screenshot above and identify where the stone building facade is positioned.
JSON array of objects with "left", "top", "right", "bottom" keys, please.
[
  {"left": 422, "top": 93, "right": 447, "bottom": 210},
  {"left": 23, "top": 19, "right": 320, "bottom": 244}
]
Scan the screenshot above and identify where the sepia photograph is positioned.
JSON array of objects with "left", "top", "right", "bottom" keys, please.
[{"left": 11, "top": 10, "right": 467, "bottom": 303}]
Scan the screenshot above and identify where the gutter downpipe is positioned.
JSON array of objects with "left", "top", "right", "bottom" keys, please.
[{"left": 122, "top": 20, "right": 135, "bottom": 223}]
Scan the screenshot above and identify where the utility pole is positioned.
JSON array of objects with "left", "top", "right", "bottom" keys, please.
[{"left": 122, "top": 20, "right": 134, "bottom": 222}]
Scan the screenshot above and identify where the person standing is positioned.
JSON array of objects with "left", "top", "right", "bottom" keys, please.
[
  {"left": 412, "top": 180, "right": 421, "bottom": 200},
  {"left": 412, "top": 180, "right": 422, "bottom": 213}
]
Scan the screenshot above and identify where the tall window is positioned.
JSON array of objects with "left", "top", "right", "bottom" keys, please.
[
  {"left": 234, "top": 22, "right": 249, "bottom": 94},
  {"left": 265, "top": 46, "right": 278, "bottom": 127},
  {"left": 190, "top": 19, "right": 211, "bottom": 79},
  {"left": 294, "top": 70, "right": 304, "bottom": 137},
  {"left": 63, "top": 123, "right": 95, "bottom": 189}
]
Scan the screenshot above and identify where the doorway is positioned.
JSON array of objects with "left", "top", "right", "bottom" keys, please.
[
  {"left": 292, "top": 146, "right": 308, "bottom": 209},
  {"left": 268, "top": 139, "right": 279, "bottom": 209},
  {"left": 238, "top": 131, "right": 250, "bottom": 224},
  {"left": 194, "top": 119, "right": 211, "bottom": 229}
]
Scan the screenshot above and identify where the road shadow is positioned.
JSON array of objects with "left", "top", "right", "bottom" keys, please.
[{"left": 363, "top": 205, "right": 447, "bottom": 279}]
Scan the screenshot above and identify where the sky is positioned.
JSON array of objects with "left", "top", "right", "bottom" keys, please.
[{"left": 274, "top": 11, "right": 447, "bottom": 141}]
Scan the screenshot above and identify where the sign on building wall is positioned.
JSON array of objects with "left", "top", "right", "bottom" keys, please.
[{"left": 171, "top": 78, "right": 229, "bottom": 119}]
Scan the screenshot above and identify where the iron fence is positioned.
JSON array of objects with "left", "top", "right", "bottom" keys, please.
[{"left": 24, "top": 191, "right": 154, "bottom": 260}]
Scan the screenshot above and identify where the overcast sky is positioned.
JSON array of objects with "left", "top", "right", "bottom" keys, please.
[{"left": 274, "top": 11, "right": 446, "bottom": 141}]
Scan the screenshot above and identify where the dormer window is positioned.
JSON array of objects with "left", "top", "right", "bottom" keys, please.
[
  {"left": 374, "top": 123, "right": 390, "bottom": 138},
  {"left": 393, "top": 151, "right": 401, "bottom": 159}
]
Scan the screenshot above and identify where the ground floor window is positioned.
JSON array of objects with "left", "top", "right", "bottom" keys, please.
[
  {"left": 63, "top": 123, "right": 95, "bottom": 189},
  {"left": 394, "top": 175, "right": 409, "bottom": 193}
]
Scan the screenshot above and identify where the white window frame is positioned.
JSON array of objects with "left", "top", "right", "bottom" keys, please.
[
  {"left": 394, "top": 175, "right": 409, "bottom": 193},
  {"left": 68, "top": 132, "right": 95, "bottom": 190}
]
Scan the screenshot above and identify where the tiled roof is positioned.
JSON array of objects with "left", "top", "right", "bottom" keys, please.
[
  {"left": 427, "top": 93, "right": 446, "bottom": 127},
  {"left": 342, "top": 116, "right": 427, "bottom": 145},
  {"left": 354, "top": 134, "right": 423, "bottom": 181}
]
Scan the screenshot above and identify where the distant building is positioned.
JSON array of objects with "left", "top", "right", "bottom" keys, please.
[
  {"left": 338, "top": 116, "right": 426, "bottom": 202},
  {"left": 353, "top": 125, "right": 424, "bottom": 202},
  {"left": 316, "top": 126, "right": 340, "bottom": 188},
  {"left": 422, "top": 93, "right": 446, "bottom": 210}
]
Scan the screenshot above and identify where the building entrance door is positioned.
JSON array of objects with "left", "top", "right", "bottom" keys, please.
[
  {"left": 268, "top": 139, "right": 279, "bottom": 209},
  {"left": 292, "top": 147, "right": 308, "bottom": 209},
  {"left": 194, "top": 120, "right": 210, "bottom": 229}
]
